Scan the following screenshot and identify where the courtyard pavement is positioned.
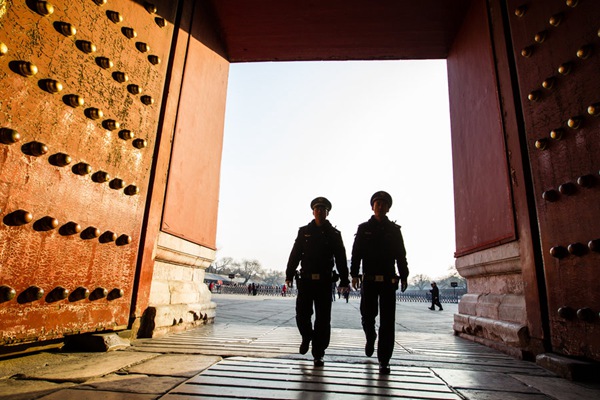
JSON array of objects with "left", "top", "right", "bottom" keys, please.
[{"left": 1, "top": 294, "right": 599, "bottom": 399}]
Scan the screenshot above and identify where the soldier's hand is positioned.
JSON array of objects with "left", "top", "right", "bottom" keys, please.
[
  {"left": 400, "top": 279, "right": 408, "bottom": 293},
  {"left": 285, "top": 280, "right": 292, "bottom": 288},
  {"left": 352, "top": 277, "right": 360, "bottom": 290}
]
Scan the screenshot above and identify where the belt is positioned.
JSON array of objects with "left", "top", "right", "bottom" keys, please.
[
  {"left": 300, "top": 273, "right": 324, "bottom": 280},
  {"left": 363, "top": 275, "right": 398, "bottom": 283}
]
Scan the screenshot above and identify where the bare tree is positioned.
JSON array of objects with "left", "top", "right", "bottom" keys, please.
[
  {"left": 236, "top": 259, "right": 263, "bottom": 284},
  {"left": 208, "top": 257, "right": 236, "bottom": 274},
  {"left": 436, "top": 265, "right": 466, "bottom": 289},
  {"left": 262, "top": 269, "right": 285, "bottom": 286},
  {"left": 409, "top": 274, "right": 431, "bottom": 290}
]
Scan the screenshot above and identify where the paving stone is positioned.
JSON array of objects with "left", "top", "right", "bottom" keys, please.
[
  {"left": 37, "top": 388, "right": 158, "bottom": 400},
  {"left": 0, "top": 352, "right": 73, "bottom": 379},
  {"left": 0, "top": 378, "right": 75, "bottom": 400},
  {"left": 456, "top": 389, "right": 551, "bottom": 399},
  {"left": 22, "top": 352, "right": 161, "bottom": 382},
  {"left": 511, "top": 374, "right": 600, "bottom": 400},
  {"left": 432, "top": 368, "right": 542, "bottom": 393},
  {"left": 125, "top": 354, "right": 222, "bottom": 377},
  {"left": 76, "top": 373, "right": 185, "bottom": 394}
]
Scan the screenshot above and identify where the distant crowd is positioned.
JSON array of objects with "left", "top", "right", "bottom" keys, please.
[{"left": 206, "top": 280, "right": 463, "bottom": 303}]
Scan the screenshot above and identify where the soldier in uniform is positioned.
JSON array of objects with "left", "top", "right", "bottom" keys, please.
[
  {"left": 351, "top": 191, "right": 409, "bottom": 374},
  {"left": 286, "top": 197, "right": 350, "bottom": 367},
  {"left": 429, "top": 282, "right": 443, "bottom": 310}
]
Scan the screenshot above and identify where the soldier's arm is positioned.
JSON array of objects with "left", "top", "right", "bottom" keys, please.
[
  {"left": 350, "top": 227, "right": 362, "bottom": 276},
  {"left": 333, "top": 231, "right": 350, "bottom": 286},
  {"left": 350, "top": 226, "right": 364, "bottom": 291},
  {"left": 285, "top": 228, "right": 304, "bottom": 282},
  {"left": 395, "top": 227, "right": 409, "bottom": 291}
]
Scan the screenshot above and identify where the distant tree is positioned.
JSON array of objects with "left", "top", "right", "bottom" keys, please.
[
  {"left": 235, "top": 259, "right": 263, "bottom": 284},
  {"left": 262, "top": 269, "right": 285, "bottom": 286},
  {"left": 208, "top": 257, "right": 235, "bottom": 274},
  {"left": 435, "top": 265, "right": 467, "bottom": 289},
  {"left": 409, "top": 274, "right": 431, "bottom": 290}
]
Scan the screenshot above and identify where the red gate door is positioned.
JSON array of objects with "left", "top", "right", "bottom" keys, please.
[
  {"left": 0, "top": 0, "right": 176, "bottom": 345},
  {"left": 507, "top": 0, "right": 600, "bottom": 360}
]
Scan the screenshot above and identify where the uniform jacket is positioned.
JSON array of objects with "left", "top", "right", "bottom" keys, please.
[
  {"left": 286, "top": 220, "right": 349, "bottom": 286},
  {"left": 350, "top": 216, "right": 409, "bottom": 280}
]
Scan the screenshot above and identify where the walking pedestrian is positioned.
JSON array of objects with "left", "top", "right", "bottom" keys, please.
[
  {"left": 286, "top": 197, "right": 350, "bottom": 367},
  {"left": 429, "top": 282, "right": 443, "bottom": 310},
  {"left": 351, "top": 191, "right": 409, "bottom": 374}
]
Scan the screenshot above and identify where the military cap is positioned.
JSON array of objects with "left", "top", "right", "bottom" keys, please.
[
  {"left": 370, "top": 191, "right": 393, "bottom": 207},
  {"left": 311, "top": 197, "right": 332, "bottom": 211}
]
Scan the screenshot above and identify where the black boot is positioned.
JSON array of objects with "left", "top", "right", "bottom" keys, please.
[
  {"left": 365, "top": 335, "right": 376, "bottom": 357},
  {"left": 299, "top": 338, "right": 310, "bottom": 355},
  {"left": 379, "top": 363, "right": 391, "bottom": 374}
]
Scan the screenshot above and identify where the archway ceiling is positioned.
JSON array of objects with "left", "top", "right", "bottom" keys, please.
[{"left": 205, "top": 0, "right": 472, "bottom": 62}]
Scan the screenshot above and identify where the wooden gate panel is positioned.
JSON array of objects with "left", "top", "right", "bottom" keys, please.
[
  {"left": 0, "top": 0, "right": 176, "bottom": 344},
  {"left": 507, "top": 0, "right": 600, "bottom": 359}
]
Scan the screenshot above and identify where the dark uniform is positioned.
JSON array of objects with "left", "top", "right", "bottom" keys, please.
[
  {"left": 351, "top": 192, "right": 408, "bottom": 370},
  {"left": 429, "top": 282, "right": 443, "bottom": 310},
  {"left": 286, "top": 198, "right": 349, "bottom": 362}
]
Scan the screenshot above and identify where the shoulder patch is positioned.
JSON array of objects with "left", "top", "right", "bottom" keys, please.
[
  {"left": 358, "top": 222, "right": 370, "bottom": 230},
  {"left": 390, "top": 220, "right": 401, "bottom": 229}
]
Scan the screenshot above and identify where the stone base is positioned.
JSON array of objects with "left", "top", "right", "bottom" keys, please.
[
  {"left": 454, "top": 313, "right": 532, "bottom": 359},
  {"left": 137, "top": 302, "right": 217, "bottom": 338},
  {"left": 138, "top": 232, "right": 217, "bottom": 339},
  {"left": 64, "top": 333, "right": 130, "bottom": 352},
  {"left": 453, "top": 243, "right": 549, "bottom": 361},
  {"left": 536, "top": 353, "right": 600, "bottom": 381}
]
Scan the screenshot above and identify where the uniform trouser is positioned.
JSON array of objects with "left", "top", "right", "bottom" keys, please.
[
  {"left": 360, "top": 281, "right": 396, "bottom": 365},
  {"left": 431, "top": 297, "right": 442, "bottom": 309},
  {"left": 296, "top": 279, "right": 332, "bottom": 358}
]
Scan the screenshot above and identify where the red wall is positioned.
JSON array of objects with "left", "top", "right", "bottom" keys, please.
[
  {"left": 161, "top": 3, "right": 229, "bottom": 249},
  {"left": 447, "top": 0, "right": 516, "bottom": 257}
]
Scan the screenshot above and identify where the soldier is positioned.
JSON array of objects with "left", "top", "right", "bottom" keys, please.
[
  {"left": 429, "top": 282, "right": 443, "bottom": 310},
  {"left": 351, "top": 191, "right": 409, "bottom": 374},
  {"left": 286, "top": 197, "right": 350, "bottom": 367}
]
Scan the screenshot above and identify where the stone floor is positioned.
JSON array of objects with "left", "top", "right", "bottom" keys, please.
[{"left": 1, "top": 294, "right": 599, "bottom": 399}]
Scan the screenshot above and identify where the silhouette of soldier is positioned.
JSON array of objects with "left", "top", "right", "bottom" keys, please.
[
  {"left": 351, "top": 191, "right": 409, "bottom": 374},
  {"left": 286, "top": 197, "right": 349, "bottom": 367}
]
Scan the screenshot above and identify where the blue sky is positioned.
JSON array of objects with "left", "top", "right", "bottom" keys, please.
[{"left": 216, "top": 60, "right": 455, "bottom": 280}]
